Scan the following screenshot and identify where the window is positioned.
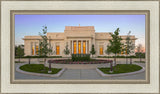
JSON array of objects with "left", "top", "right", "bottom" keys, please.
[
  {"left": 78, "top": 41, "right": 81, "bottom": 54},
  {"left": 121, "top": 46, "right": 124, "bottom": 55},
  {"left": 32, "top": 46, "right": 34, "bottom": 55},
  {"left": 74, "top": 41, "right": 76, "bottom": 54},
  {"left": 36, "top": 45, "right": 39, "bottom": 55},
  {"left": 121, "top": 51, "right": 123, "bottom": 55},
  {"left": 83, "top": 41, "right": 86, "bottom": 54},
  {"left": 56, "top": 45, "right": 60, "bottom": 55},
  {"left": 99, "top": 45, "right": 103, "bottom": 55}
]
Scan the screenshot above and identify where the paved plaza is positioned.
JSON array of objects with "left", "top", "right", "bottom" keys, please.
[{"left": 15, "top": 58, "right": 146, "bottom": 80}]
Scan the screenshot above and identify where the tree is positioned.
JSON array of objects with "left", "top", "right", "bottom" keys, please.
[
  {"left": 121, "top": 44, "right": 127, "bottom": 63},
  {"left": 90, "top": 44, "right": 96, "bottom": 58},
  {"left": 64, "top": 44, "right": 70, "bottom": 57},
  {"left": 16, "top": 45, "right": 24, "bottom": 63},
  {"left": 136, "top": 44, "right": 143, "bottom": 62},
  {"left": 38, "top": 25, "right": 52, "bottom": 70},
  {"left": 15, "top": 46, "right": 18, "bottom": 56},
  {"left": 107, "top": 28, "right": 123, "bottom": 65},
  {"left": 105, "top": 44, "right": 111, "bottom": 60},
  {"left": 125, "top": 31, "right": 135, "bottom": 64}
]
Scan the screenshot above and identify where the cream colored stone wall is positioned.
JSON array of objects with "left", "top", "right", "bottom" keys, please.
[
  {"left": 64, "top": 26, "right": 95, "bottom": 38},
  {"left": 95, "top": 39, "right": 110, "bottom": 56},
  {"left": 49, "top": 40, "right": 65, "bottom": 56},
  {"left": 47, "top": 33, "right": 64, "bottom": 39},
  {"left": 23, "top": 26, "right": 137, "bottom": 57},
  {"left": 24, "top": 39, "right": 40, "bottom": 56}
]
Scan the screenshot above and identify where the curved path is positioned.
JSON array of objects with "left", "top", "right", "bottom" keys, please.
[{"left": 15, "top": 62, "right": 145, "bottom": 80}]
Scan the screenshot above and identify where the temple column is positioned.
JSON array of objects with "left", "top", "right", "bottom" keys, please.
[
  {"left": 81, "top": 40, "right": 83, "bottom": 54},
  {"left": 34, "top": 42, "right": 36, "bottom": 55},
  {"left": 98, "top": 43, "right": 99, "bottom": 55},
  {"left": 72, "top": 40, "right": 73, "bottom": 54},
  {"left": 76, "top": 40, "right": 78, "bottom": 54},
  {"left": 86, "top": 40, "right": 87, "bottom": 54},
  {"left": 89, "top": 40, "right": 91, "bottom": 53},
  {"left": 69, "top": 40, "right": 70, "bottom": 55}
]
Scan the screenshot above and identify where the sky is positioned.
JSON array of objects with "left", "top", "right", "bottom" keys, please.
[{"left": 15, "top": 15, "right": 145, "bottom": 49}]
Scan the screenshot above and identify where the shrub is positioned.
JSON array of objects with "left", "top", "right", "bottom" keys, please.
[{"left": 135, "top": 52, "right": 145, "bottom": 58}]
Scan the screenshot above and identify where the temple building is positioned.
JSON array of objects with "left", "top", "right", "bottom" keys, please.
[{"left": 23, "top": 25, "right": 137, "bottom": 57}]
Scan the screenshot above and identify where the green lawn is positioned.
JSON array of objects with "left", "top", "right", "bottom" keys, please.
[
  {"left": 98, "top": 64, "right": 142, "bottom": 74},
  {"left": 20, "top": 64, "right": 61, "bottom": 74},
  {"left": 134, "top": 61, "right": 145, "bottom": 63}
]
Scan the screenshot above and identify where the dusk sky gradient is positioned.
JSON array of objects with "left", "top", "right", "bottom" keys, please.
[{"left": 15, "top": 15, "right": 145, "bottom": 48}]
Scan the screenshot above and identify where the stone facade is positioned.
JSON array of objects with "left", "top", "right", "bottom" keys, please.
[{"left": 23, "top": 26, "right": 137, "bottom": 57}]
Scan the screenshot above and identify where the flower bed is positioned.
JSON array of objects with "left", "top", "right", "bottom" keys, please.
[{"left": 48, "top": 59, "right": 113, "bottom": 64}]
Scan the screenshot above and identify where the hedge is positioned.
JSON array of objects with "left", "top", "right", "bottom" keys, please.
[{"left": 71, "top": 54, "right": 90, "bottom": 61}]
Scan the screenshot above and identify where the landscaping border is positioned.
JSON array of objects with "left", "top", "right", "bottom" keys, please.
[
  {"left": 96, "top": 64, "right": 145, "bottom": 77},
  {"left": 16, "top": 64, "right": 66, "bottom": 77}
]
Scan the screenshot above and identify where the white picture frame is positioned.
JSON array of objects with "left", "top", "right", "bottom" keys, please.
[{"left": 1, "top": 0, "right": 159, "bottom": 94}]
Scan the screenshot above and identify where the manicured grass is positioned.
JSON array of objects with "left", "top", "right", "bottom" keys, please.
[
  {"left": 15, "top": 56, "right": 62, "bottom": 58},
  {"left": 15, "top": 61, "right": 24, "bottom": 63},
  {"left": 98, "top": 64, "right": 142, "bottom": 74},
  {"left": 134, "top": 61, "right": 145, "bottom": 63},
  {"left": 97, "top": 56, "right": 145, "bottom": 58},
  {"left": 20, "top": 64, "right": 61, "bottom": 74}
]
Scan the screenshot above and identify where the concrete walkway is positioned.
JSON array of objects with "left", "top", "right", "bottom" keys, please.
[{"left": 15, "top": 62, "right": 145, "bottom": 80}]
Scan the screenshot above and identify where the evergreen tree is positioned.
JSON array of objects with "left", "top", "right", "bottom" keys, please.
[
  {"left": 38, "top": 25, "right": 52, "bottom": 69},
  {"left": 105, "top": 44, "right": 111, "bottom": 60},
  {"left": 125, "top": 31, "right": 135, "bottom": 64},
  {"left": 90, "top": 44, "right": 96, "bottom": 57},
  {"left": 107, "top": 28, "right": 123, "bottom": 65},
  {"left": 64, "top": 44, "right": 70, "bottom": 56}
]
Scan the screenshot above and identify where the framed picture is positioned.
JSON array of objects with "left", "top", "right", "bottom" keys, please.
[{"left": 1, "top": 0, "right": 159, "bottom": 94}]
